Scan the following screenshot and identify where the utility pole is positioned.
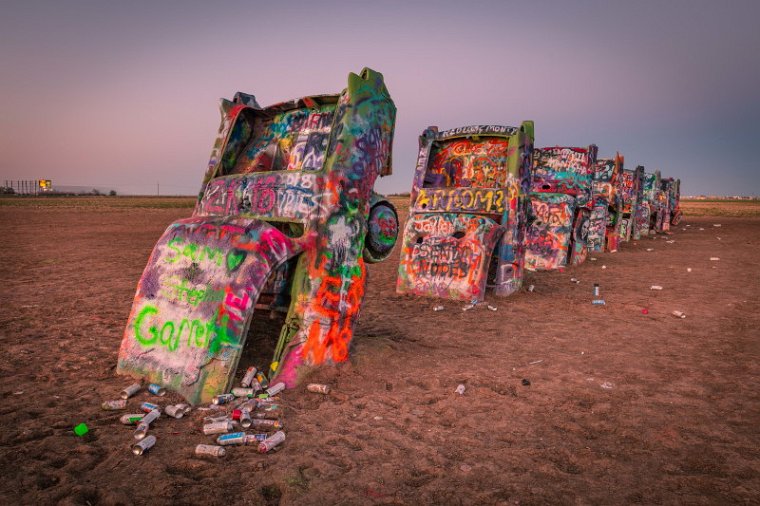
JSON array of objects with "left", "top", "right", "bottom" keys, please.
[{"left": 157, "top": 181, "right": 160, "bottom": 196}]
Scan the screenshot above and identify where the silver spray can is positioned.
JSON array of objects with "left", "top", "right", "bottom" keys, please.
[
  {"left": 134, "top": 409, "right": 160, "bottom": 440},
  {"left": 119, "top": 414, "right": 144, "bottom": 425},
  {"left": 258, "top": 431, "right": 286, "bottom": 453},
  {"left": 194, "top": 444, "right": 225, "bottom": 458},
  {"left": 102, "top": 399, "right": 127, "bottom": 410},
  {"left": 250, "top": 418, "right": 283, "bottom": 430},
  {"left": 241, "top": 366, "right": 257, "bottom": 388},
  {"left": 165, "top": 405, "right": 185, "bottom": 419},
  {"left": 593, "top": 284, "right": 600, "bottom": 298},
  {"left": 239, "top": 409, "right": 252, "bottom": 429},
  {"left": 231, "top": 387, "right": 254, "bottom": 398},
  {"left": 244, "top": 433, "right": 269, "bottom": 445},
  {"left": 212, "top": 394, "right": 235, "bottom": 405},
  {"left": 121, "top": 383, "right": 142, "bottom": 400},
  {"left": 203, "top": 420, "right": 233, "bottom": 435},
  {"left": 216, "top": 431, "right": 246, "bottom": 446},
  {"left": 147, "top": 384, "right": 166, "bottom": 396},
  {"left": 266, "top": 382, "right": 285, "bottom": 397},
  {"left": 131, "top": 435, "right": 156, "bottom": 455},
  {"left": 174, "top": 403, "right": 191, "bottom": 415},
  {"left": 306, "top": 383, "right": 330, "bottom": 394},
  {"left": 140, "top": 402, "right": 160, "bottom": 413}
]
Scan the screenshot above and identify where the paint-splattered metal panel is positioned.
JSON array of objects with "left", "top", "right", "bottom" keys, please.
[
  {"left": 531, "top": 147, "right": 595, "bottom": 207},
  {"left": 525, "top": 193, "right": 576, "bottom": 271},
  {"left": 117, "top": 217, "right": 298, "bottom": 405}
]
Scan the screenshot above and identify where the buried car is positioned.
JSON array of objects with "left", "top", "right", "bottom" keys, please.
[
  {"left": 634, "top": 169, "right": 659, "bottom": 239},
  {"left": 117, "top": 68, "right": 398, "bottom": 404},
  {"left": 588, "top": 152, "right": 623, "bottom": 253},
  {"left": 661, "top": 176, "right": 682, "bottom": 227},
  {"left": 616, "top": 165, "right": 644, "bottom": 243},
  {"left": 525, "top": 145, "right": 597, "bottom": 270},
  {"left": 396, "top": 123, "right": 535, "bottom": 302}
]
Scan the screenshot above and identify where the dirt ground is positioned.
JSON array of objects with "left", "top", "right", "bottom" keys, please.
[{"left": 0, "top": 197, "right": 758, "bottom": 505}]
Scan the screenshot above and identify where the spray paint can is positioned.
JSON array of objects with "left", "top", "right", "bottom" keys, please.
[
  {"left": 195, "top": 444, "right": 225, "bottom": 458},
  {"left": 216, "top": 432, "right": 246, "bottom": 446},
  {"left": 306, "top": 384, "right": 330, "bottom": 395},
  {"left": 120, "top": 383, "right": 142, "bottom": 400},
  {"left": 147, "top": 384, "right": 166, "bottom": 396},
  {"left": 140, "top": 402, "right": 161, "bottom": 413},
  {"left": 240, "top": 409, "right": 252, "bottom": 429},
  {"left": 650, "top": 285, "right": 663, "bottom": 291},
  {"left": 134, "top": 409, "right": 160, "bottom": 440},
  {"left": 203, "top": 420, "right": 233, "bottom": 435},
  {"left": 131, "top": 435, "right": 156, "bottom": 456},
  {"left": 672, "top": 310, "right": 686, "bottom": 319},
  {"left": 165, "top": 405, "right": 185, "bottom": 419},
  {"left": 212, "top": 394, "right": 235, "bottom": 405},
  {"left": 266, "top": 382, "right": 285, "bottom": 397},
  {"left": 255, "top": 372, "right": 269, "bottom": 389},
  {"left": 258, "top": 431, "right": 286, "bottom": 453},
  {"left": 241, "top": 367, "right": 258, "bottom": 388},
  {"left": 250, "top": 419, "right": 282, "bottom": 430},
  {"left": 593, "top": 284, "right": 600, "bottom": 298},
  {"left": 102, "top": 399, "right": 127, "bottom": 411},
  {"left": 175, "top": 403, "right": 191, "bottom": 415},
  {"left": 245, "top": 433, "right": 269, "bottom": 445},
  {"left": 119, "top": 414, "right": 144, "bottom": 425},
  {"left": 231, "top": 388, "right": 254, "bottom": 398}
]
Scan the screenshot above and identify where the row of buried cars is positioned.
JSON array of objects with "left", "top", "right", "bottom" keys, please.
[
  {"left": 396, "top": 125, "right": 682, "bottom": 302},
  {"left": 116, "top": 69, "right": 682, "bottom": 403}
]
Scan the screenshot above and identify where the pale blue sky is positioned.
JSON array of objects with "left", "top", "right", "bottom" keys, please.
[{"left": 1, "top": 0, "right": 758, "bottom": 196}]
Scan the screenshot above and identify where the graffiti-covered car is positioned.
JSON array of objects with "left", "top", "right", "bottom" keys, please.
[
  {"left": 661, "top": 177, "right": 682, "bottom": 226},
  {"left": 634, "top": 169, "right": 659, "bottom": 239},
  {"left": 525, "top": 145, "right": 597, "bottom": 270},
  {"left": 616, "top": 165, "right": 644, "bottom": 243},
  {"left": 396, "top": 123, "right": 534, "bottom": 302},
  {"left": 588, "top": 153, "right": 623, "bottom": 253},
  {"left": 117, "top": 68, "right": 398, "bottom": 404}
]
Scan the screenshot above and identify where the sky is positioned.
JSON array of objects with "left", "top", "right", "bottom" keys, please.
[{"left": 1, "top": 0, "right": 759, "bottom": 197}]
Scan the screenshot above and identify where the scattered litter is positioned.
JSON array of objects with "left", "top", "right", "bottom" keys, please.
[
  {"left": 140, "top": 401, "right": 160, "bottom": 413},
  {"left": 590, "top": 257, "right": 597, "bottom": 261},
  {"left": 241, "top": 366, "right": 258, "bottom": 388},
  {"left": 258, "top": 431, "right": 286, "bottom": 453},
  {"left": 212, "top": 394, "right": 235, "bottom": 405},
  {"left": 373, "top": 416, "right": 383, "bottom": 421},
  {"left": 601, "top": 265, "right": 607, "bottom": 269},
  {"left": 266, "top": 382, "right": 286, "bottom": 397},
  {"left": 713, "top": 224, "right": 722, "bottom": 227},
  {"left": 650, "top": 285, "right": 663, "bottom": 290},
  {"left": 119, "top": 414, "right": 144, "bottom": 425},
  {"left": 646, "top": 248, "right": 654, "bottom": 252},
  {"left": 687, "top": 268, "right": 692, "bottom": 272},
  {"left": 460, "top": 463, "right": 472, "bottom": 473},
  {"left": 147, "top": 384, "right": 166, "bottom": 396},
  {"left": 462, "top": 302, "right": 476, "bottom": 312},
  {"left": 600, "top": 382, "right": 614, "bottom": 390},
  {"left": 102, "top": 399, "right": 127, "bottom": 411},
  {"left": 454, "top": 384, "right": 466, "bottom": 395},
  {"left": 699, "top": 227, "right": 705, "bottom": 231},
  {"left": 570, "top": 277, "right": 580, "bottom": 284},
  {"left": 528, "top": 359, "right": 543, "bottom": 365},
  {"left": 672, "top": 310, "right": 686, "bottom": 319},
  {"left": 232, "top": 387, "right": 254, "bottom": 397},
  {"left": 717, "top": 237, "right": 721, "bottom": 241},
  {"left": 487, "top": 304, "right": 498, "bottom": 312},
  {"left": 306, "top": 383, "right": 331, "bottom": 395},
  {"left": 217, "top": 432, "right": 246, "bottom": 446},
  {"left": 12, "top": 391, "right": 24, "bottom": 396},
  {"left": 581, "top": 351, "right": 585, "bottom": 355},
  {"left": 165, "top": 405, "right": 185, "bottom": 419},
  {"left": 527, "top": 284, "right": 535, "bottom": 292},
  {"left": 666, "top": 240, "right": 675, "bottom": 244},
  {"left": 132, "top": 435, "right": 156, "bottom": 455},
  {"left": 195, "top": 444, "right": 225, "bottom": 458},
  {"left": 121, "top": 383, "right": 141, "bottom": 399},
  {"left": 641, "top": 308, "right": 649, "bottom": 315},
  {"left": 73, "top": 423, "right": 89, "bottom": 437},
  {"left": 710, "top": 257, "right": 720, "bottom": 261},
  {"left": 521, "top": 379, "right": 531, "bottom": 386},
  {"left": 432, "top": 305, "right": 444, "bottom": 312},
  {"left": 203, "top": 420, "right": 233, "bottom": 435},
  {"left": 592, "top": 299, "right": 606, "bottom": 305}
]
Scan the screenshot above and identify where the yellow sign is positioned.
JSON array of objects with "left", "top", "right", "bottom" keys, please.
[{"left": 39, "top": 179, "right": 52, "bottom": 190}]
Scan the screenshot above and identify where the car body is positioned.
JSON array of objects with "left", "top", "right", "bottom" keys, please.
[
  {"left": 117, "top": 68, "right": 398, "bottom": 404},
  {"left": 525, "top": 145, "right": 597, "bottom": 270},
  {"left": 588, "top": 153, "right": 623, "bottom": 253},
  {"left": 634, "top": 169, "right": 659, "bottom": 239},
  {"left": 396, "top": 123, "right": 535, "bottom": 302},
  {"left": 661, "top": 177, "right": 682, "bottom": 226},
  {"left": 616, "top": 165, "right": 644, "bottom": 243}
]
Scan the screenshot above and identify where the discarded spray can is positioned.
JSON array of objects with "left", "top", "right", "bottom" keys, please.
[
  {"left": 175, "top": 403, "right": 191, "bottom": 415},
  {"left": 231, "top": 388, "right": 255, "bottom": 398},
  {"left": 455, "top": 384, "right": 466, "bottom": 395},
  {"left": 650, "top": 285, "right": 663, "bottom": 291},
  {"left": 487, "top": 305, "right": 497, "bottom": 312},
  {"left": 140, "top": 402, "right": 160, "bottom": 413},
  {"left": 252, "top": 409, "right": 281, "bottom": 420},
  {"left": 212, "top": 394, "right": 235, "bottom": 405},
  {"left": 255, "top": 372, "right": 269, "bottom": 390},
  {"left": 119, "top": 414, "right": 144, "bottom": 425},
  {"left": 203, "top": 420, "right": 233, "bottom": 435},
  {"left": 250, "top": 418, "right": 282, "bottom": 430},
  {"left": 710, "top": 257, "right": 720, "bottom": 261},
  {"left": 241, "top": 367, "right": 258, "bottom": 388},
  {"left": 134, "top": 409, "right": 160, "bottom": 440},
  {"left": 592, "top": 300, "right": 606, "bottom": 305},
  {"left": 203, "top": 414, "right": 229, "bottom": 424},
  {"left": 570, "top": 278, "right": 580, "bottom": 284},
  {"left": 593, "top": 284, "right": 601, "bottom": 298},
  {"left": 195, "top": 444, "right": 226, "bottom": 458},
  {"left": 433, "top": 305, "right": 444, "bottom": 312},
  {"left": 306, "top": 384, "right": 331, "bottom": 395},
  {"left": 147, "top": 384, "right": 166, "bottom": 396},
  {"left": 240, "top": 409, "right": 253, "bottom": 429},
  {"left": 672, "top": 310, "right": 687, "bottom": 319},
  {"left": 216, "top": 432, "right": 246, "bottom": 446},
  {"left": 528, "top": 284, "right": 535, "bottom": 292},
  {"left": 165, "top": 405, "right": 185, "bottom": 419},
  {"left": 120, "top": 383, "right": 142, "bottom": 400},
  {"left": 266, "top": 382, "right": 285, "bottom": 397},
  {"left": 102, "top": 399, "right": 127, "bottom": 411},
  {"left": 231, "top": 409, "right": 242, "bottom": 421},
  {"left": 244, "top": 433, "right": 269, "bottom": 444},
  {"left": 131, "top": 435, "right": 156, "bottom": 456},
  {"left": 258, "top": 431, "right": 286, "bottom": 453}
]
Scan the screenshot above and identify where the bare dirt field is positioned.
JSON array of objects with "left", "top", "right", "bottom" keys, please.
[{"left": 0, "top": 197, "right": 758, "bottom": 505}]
